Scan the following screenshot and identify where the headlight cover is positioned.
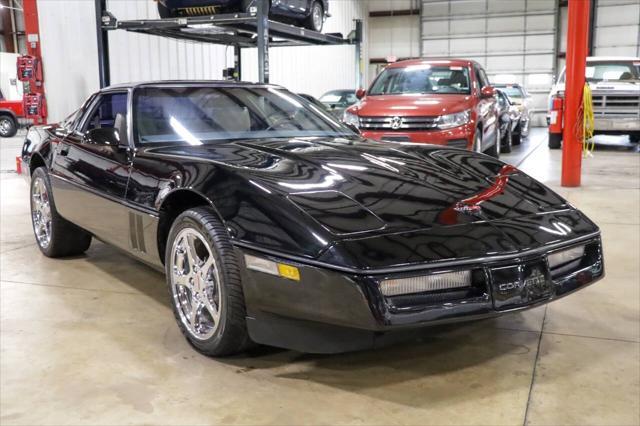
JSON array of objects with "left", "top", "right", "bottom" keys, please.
[
  {"left": 436, "top": 110, "right": 471, "bottom": 130},
  {"left": 380, "top": 270, "right": 472, "bottom": 296},
  {"left": 343, "top": 110, "right": 360, "bottom": 128}
]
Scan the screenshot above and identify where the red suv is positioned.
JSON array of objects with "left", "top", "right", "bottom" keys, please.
[{"left": 344, "top": 58, "right": 500, "bottom": 157}]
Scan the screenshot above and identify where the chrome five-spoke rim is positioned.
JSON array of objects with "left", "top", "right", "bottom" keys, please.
[
  {"left": 31, "top": 177, "right": 52, "bottom": 248},
  {"left": 170, "top": 228, "right": 222, "bottom": 340}
]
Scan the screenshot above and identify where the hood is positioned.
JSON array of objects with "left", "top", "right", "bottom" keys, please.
[
  {"left": 149, "top": 137, "right": 568, "bottom": 235},
  {"left": 147, "top": 138, "right": 596, "bottom": 268},
  {"left": 349, "top": 94, "right": 475, "bottom": 117}
]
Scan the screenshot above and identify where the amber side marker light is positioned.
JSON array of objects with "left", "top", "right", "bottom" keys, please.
[{"left": 244, "top": 254, "right": 301, "bottom": 282}]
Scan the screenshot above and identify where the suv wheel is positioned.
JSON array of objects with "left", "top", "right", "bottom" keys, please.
[
  {"left": 0, "top": 114, "right": 17, "bottom": 138},
  {"left": 549, "top": 132, "right": 562, "bottom": 149}
]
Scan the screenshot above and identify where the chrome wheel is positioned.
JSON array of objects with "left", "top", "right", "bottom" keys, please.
[
  {"left": 31, "top": 176, "right": 52, "bottom": 249},
  {"left": 311, "top": 2, "right": 323, "bottom": 31},
  {"left": 170, "top": 228, "right": 222, "bottom": 341},
  {"left": 0, "top": 118, "right": 12, "bottom": 137}
]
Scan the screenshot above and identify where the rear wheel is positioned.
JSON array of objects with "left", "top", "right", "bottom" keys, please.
[
  {"left": 166, "top": 207, "right": 251, "bottom": 356},
  {"left": 303, "top": 1, "right": 324, "bottom": 32},
  {"left": 30, "top": 167, "right": 92, "bottom": 257},
  {"left": 0, "top": 114, "right": 17, "bottom": 138},
  {"left": 549, "top": 132, "right": 562, "bottom": 149},
  {"left": 630, "top": 133, "right": 640, "bottom": 144}
]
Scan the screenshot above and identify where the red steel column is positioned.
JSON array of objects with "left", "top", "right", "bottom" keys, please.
[{"left": 561, "top": 0, "right": 590, "bottom": 187}]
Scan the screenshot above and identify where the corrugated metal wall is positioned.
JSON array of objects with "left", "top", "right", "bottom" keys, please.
[
  {"left": 240, "top": 0, "right": 368, "bottom": 97},
  {"left": 421, "top": 0, "right": 558, "bottom": 126},
  {"left": 593, "top": 0, "right": 640, "bottom": 56}
]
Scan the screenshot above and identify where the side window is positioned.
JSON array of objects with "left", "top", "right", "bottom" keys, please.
[
  {"left": 480, "top": 69, "right": 490, "bottom": 87},
  {"left": 83, "top": 92, "right": 128, "bottom": 134}
]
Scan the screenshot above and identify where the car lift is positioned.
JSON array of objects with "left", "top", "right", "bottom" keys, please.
[{"left": 94, "top": 0, "right": 363, "bottom": 88}]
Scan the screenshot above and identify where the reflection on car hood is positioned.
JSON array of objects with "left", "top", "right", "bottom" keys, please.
[{"left": 149, "top": 137, "right": 568, "bottom": 232}]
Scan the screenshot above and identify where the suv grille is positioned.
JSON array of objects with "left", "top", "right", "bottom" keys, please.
[
  {"left": 359, "top": 116, "right": 438, "bottom": 131},
  {"left": 591, "top": 93, "right": 640, "bottom": 118}
]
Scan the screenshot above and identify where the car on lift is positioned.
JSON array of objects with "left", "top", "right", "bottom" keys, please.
[
  {"left": 21, "top": 81, "right": 604, "bottom": 356},
  {"left": 156, "top": 0, "right": 329, "bottom": 32},
  {"left": 494, "top": 83, "right": 531, "bottom": 144},
  {"left": 495, "top": 88, "right": 521, "bottom": 154},
  {"left": 0, "top": 89, "right": 23, "bottom": 138},
  {"left": 343, "top": 58, "right": 501, "bottom": 158},
  {"left": 318, "top": 89, "right": 358, "bottom": 118}
]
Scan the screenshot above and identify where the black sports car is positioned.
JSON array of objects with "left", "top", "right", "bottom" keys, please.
[
  {"left": 157, "top": 0, "right": 329, "bottom": 32},
  {"left": 21, "top": 81, "right": 604, "bottom": 356}
]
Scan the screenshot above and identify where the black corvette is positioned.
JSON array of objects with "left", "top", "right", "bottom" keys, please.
[{"left": 21, "top": 81, "right": 604, "bottom": 356}]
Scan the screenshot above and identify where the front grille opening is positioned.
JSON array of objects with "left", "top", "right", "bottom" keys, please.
[
  {"left": 384, "top": 269, "right": 488, "bottom": 311},
  {"left": 549, "top": 242, "right": 600, "bottom": 280}
]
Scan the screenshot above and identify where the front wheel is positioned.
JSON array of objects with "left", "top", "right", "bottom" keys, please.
[
  {"left": 30, "top": 167, "right": 92, "bottom": 257},
  {"left": 501, "top": 126, "right": 513, "bottom": 153},
  {"left": 157, "top": 2, "right": 173, "bottom": 18},
  {"left": 0, "top": 115, "right": 17, "bottom": 138},
  {"left": 166, "top": 207, "right": 251, "bottom": 356},
  {"left": 303, "top": 1, "right": 324, "bottom": 32}
]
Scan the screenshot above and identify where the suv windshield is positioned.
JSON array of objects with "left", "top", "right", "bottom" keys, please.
[
  {"left": 585, "top": 61, "right": 639, "bottom": 82},
  {"left": 369, "top": 65, "right": 471, "bottom": 95},
  {"left": 134, "top": 86, "right": 354, "bottom": 144}
]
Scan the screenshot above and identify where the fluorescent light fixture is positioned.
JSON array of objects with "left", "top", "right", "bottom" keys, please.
[
  {"left": 548, "top": 245, "right": 585, "bottom": 269},
  {"left": 380, "top": 270, "right": 472, "bottom": 297}
]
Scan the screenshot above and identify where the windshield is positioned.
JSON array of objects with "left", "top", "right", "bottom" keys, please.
[
  {"left": 585, "top": 62, "right": 639, "bottom": 82},
  {"left": 369, "top": 65, "right": 471, "bottom": 95},
  {"left": 496, "top": 85, "right": 525, "bottom": 98},
  {"left": 134, "top": 86, "right": 354, "bottom": 145}
]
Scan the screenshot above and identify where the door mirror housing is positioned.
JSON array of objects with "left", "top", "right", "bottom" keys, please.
[
  {"left": 355, "top": 88, "right": 366, "bottom": 99},
  {"left": 480, "top": 86, "right": 496, "bottom": 99},
  {"left": 84, "top": 127, "right": 126, "bottom": 149}
]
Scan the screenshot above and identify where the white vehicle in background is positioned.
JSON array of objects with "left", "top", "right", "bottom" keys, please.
[{"left": 548, "top": 57, "right": 640, "bottom": 147}]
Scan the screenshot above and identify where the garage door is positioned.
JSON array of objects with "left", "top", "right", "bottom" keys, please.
[
  {"left": 421, "top": 0, "right": 557, "bottom": 126},
  {"left": 593, "top": 0, "right": 640, "bottom": 57}
]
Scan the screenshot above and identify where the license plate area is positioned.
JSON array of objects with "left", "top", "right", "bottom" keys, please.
[{"left": 490, "top": 260, "right": 552, "bottom": 311}]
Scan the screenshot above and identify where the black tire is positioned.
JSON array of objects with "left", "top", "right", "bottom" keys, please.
[
  {"left": 485, "top": 127, "right": 500, "bottom": 158},
  {"left": 501, "top": 126, "right": 513, "bottom": 153},
  {"left": 30, "top": 167, "right": 92, "bottom": 257},
  {"left": 549, "top": 132, "right": 562, "bottom": 149},
  {"left": 512, "top": 123, "right": 522, "bottom": 145},
  {"left": 629, "top": 133, "right": 640, "bottom": 144},
  {"left": 303, "top": 1, "right": 324, "bottom": 32},
  {"left": 157, "top": 2, "right": 173, "bottom": 18},
  {"left": 0, "top": 114, "right": 17, "bottom": 138},
  {"left": 165, "top": 207, "right": 250, "bottom": 356}
]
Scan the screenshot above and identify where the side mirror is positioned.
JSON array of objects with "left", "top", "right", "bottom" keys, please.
[
  {"left": 84, "top": 127, "right": 125, "bottom": 148},
  {"left": 355, "top": 88, "right": 366, "bottom": 99},
  {"left": 480, "top": 86, "right": 496, "bottom": 99}
]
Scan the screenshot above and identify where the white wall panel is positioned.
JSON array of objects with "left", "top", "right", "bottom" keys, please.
[
  {"left": 241, "top": 0, "right": 367, "bottom": 96},
  {"left": 421, "top": 0, "right": 558, "bottom": 126},
  {"left": 593, "top": 0, "right": 640, "bottom": 57},
  {"left": 369, "top": 15, "right": 420, "bottom": 59}
]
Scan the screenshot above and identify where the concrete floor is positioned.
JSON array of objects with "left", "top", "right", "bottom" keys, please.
[{"left": 1, "top": 129, "right": 639, "bottom": 425}]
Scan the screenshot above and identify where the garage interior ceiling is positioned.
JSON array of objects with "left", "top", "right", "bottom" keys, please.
[{"left": 421, "top": 0, "right": 557, "bottom": 126}]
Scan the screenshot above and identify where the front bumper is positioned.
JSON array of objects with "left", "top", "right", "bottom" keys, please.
[
  {"left": 593, "top": 116, "right": 640, "bottom": 132},
  {"left": 359, "top": 123, "right": 474, "bottom": 149},
  {"left": 239, "top": 235, "right": 604, "bottom": 353}
]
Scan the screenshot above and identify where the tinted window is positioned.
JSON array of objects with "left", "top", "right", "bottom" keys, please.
[
  {"left": 369, "top": 65, "right": 471, "bottom": 95},
  {"left": 496, "top": 85, "right": 525, "bottom": 98},
  {"left": 84, "top": 93, "right": 128, "bottom": 132},
  {"left": 133, "top": 86, "right": 354, "bottom": 145}
]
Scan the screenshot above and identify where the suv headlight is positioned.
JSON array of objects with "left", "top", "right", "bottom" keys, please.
[
  {"left": 436, "top": 110, "right": 470, "bottom": 130},
  {"left": 343, "top": 111, "right": 359, "bottom": 128}
]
